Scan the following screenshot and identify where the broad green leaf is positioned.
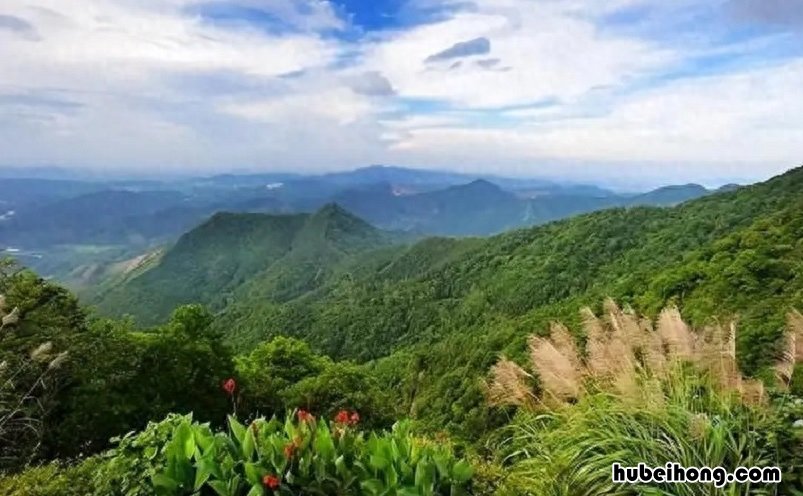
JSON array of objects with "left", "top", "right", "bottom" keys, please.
[
  {"left": 360, "top": 478, "right": 385, "bottom": 495},
  {"left": 450, "top": 460, "right": 473, "bottom": 483},
  {"left": 244, "top": 462, "right": 263, "bottom": 486},
  {"left": 174, "top": 422, "right": 196, "bottom": 460},
  {"left": 194, "top": 468, "right": 211, "bottom": 491},
  {"left": 247, "top": 485, "right": 264, "bottom": 496},
  {"left": 228, "top": 415, "right": 247, "bottom": 445},
  {"left": 315, "top": 427, "right": 336, "bottom": 461},
  {"left": 414, "top": 459, "right": 435, "bottom": 491},
  {"left": 242, "top": 427, "right": 256, "bottom": 460},
  {"left": 208, "top": 480, "right": 230, "bottom": 496},
  {"left": 151, "top": 474, "right": 179, "bottom": 491}
]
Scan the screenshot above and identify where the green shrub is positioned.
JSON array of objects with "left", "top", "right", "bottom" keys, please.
[
  {"left": 90, "top": 413, "right": 193, "bottom": 496},
  {"left": 0, "top": 457, "right": 103, "bottom": 496},
  {"left": 153, "top": 411, "right": 474, "bottom": 495}
]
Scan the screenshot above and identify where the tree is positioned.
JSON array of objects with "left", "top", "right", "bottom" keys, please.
[{"left": 236, "top": 336, "right": 329, "bottom": 417}]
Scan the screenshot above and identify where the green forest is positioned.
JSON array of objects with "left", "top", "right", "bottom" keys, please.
[{"left": 2, "top": 166, "right": 803, "bottom": 495}]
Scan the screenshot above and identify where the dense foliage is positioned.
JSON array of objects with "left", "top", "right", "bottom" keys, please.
[
  {"left": 155, "top": 413, "right": 473, "bottom": 495},
  {"left": 95, "top": 205, "right": 399, "bottom": 326},
  {"left": 485, "top": 302, "right": 803, "bottom": 495},
  {"left": 3, "top": 167, "right": 803, "bottom": 494}
]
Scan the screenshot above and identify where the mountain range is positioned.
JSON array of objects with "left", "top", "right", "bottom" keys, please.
[
  {"left": 84, "top": 165, "right": 803, "bottom": 438},
  {"left": 1, "top": 166, "right": 726, "bottom": 283}
]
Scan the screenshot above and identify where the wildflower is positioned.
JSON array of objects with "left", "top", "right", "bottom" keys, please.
[
  {"left": 334, "top": 410, "right": 350, "bottom": 424},
  {"left": 284, "top": 442, "right": 296, "bottom": 459},
  {"left": 222, "top": 378, "right": 236, "bottom": 396},
  {"left": 263, "top": 474, "right": 280, "bottom": 490},
  {"left": 349, "top": 412, "right": 360, "bottom": 425},
  {"left": 297, "top": 409, "right": 314, "bottom": 423}
]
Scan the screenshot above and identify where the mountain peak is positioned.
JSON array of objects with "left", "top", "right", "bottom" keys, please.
[
  {"left": 312, "top": 202, "right": 359, "bottom": 221},
  {"left": 303, "top": 203, "right": 381, "bottom": 241},
  {"left": 464, "top": 178, "right": 502, "bottom": 191}
]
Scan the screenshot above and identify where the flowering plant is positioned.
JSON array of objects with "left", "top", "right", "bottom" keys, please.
[{"left": 153, "top": 410, "right": 473, "bottom": 495}]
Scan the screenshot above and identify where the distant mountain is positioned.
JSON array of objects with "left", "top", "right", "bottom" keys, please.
[
  {"left": 625, "top": 184, "right": 710, "bottom": 206},
  {"left": 0, "top": 190, "right": 192, "bottom": 247},
  {"left": 3, "top": 166, "right": 723, "bottom": 282},
  {"left": 92, "top": 205, "right": 400, "bottom": 325},
  {"left": 0, "top": 178, "right": 106, "bottom": 211},
  {"left": 317, "top": 165, "right": 606, "bottom": 195},
  {"left": 330, "top": 179, "right": 716, "bottom": 236},
  {"left": 716, "top": 183, "right": 742, "bottom": 193}
]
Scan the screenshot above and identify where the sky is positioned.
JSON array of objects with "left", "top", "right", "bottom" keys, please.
[{"left": 0, "top": 0, "right": 802, "bottom": 188}]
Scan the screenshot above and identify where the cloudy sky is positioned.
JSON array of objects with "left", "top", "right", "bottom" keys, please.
[{"left": 1, "top": 0, "right": 801, "bottom": 187}]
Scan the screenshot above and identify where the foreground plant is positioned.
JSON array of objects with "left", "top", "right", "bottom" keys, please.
[
  {"left": 153, "top": 410, "right": 473, "bottom": 495},
  {"left": 0, "top": 297, "right": 69, "bottom": 469},
  {"left": 487, "top": 301, "right": 803, "bottom": 495}
]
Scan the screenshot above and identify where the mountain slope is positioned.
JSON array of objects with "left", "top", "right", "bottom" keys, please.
[
  {"left": 215, "top": 166, "right": 803, "bottom": 368},
  {"left": 93, "top": 205, "right": 400, "bottom": 325},
  {"left": 331, "top": 180, "right": 715, "bottom": 236},
  {"left": 87, "top": 165, "right": 803, "bottom": 439},
  {"left": 0, "top": 190, "right": 190, "bottom": 247}
]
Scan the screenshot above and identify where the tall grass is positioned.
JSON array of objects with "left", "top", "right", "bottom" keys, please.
[
  {"left": 486, "top": 301, "right": 803, "bottom": 495},
  {"left": 0, "top": 297, "right": 68, "bottom": 470}
]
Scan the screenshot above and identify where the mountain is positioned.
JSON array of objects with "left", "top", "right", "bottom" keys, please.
[
  {"left": 0, "top": 190, "right": 191, "bottom": 247},
  {"left": 331, "top": 180, "right": 524, "bottom": 235},
  {"left": 200, "top": 165, "right": 803, "bottom": 436},
  {"left": 3, "top": 167, "right": 719, "bottom": 283},
  {"left": 0, "top": 178, "right": 106, "bottom": 211},
  {"left": 332, "top": 179, "right": 715, "bottom": 236},
  {"left": 626, "top": 183, "right": 710, "bottom": 206},
  {"left": 319, "top": 165, "right": 612, "bottom": 195},
  {"left": 93, "top": 205, "right": 400, "bottom": 325},
  {"left": 53, "top": 164, "right": 803, "bottom": 442}
]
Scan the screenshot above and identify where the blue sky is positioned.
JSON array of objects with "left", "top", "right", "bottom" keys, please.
[{"left": 0, "top": 0, "right": 802, "bottom": 187}]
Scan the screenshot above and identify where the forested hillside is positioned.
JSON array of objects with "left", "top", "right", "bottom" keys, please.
[
  {"left": 86, "top": 166, "right": 803, "bottom": 440},
  {"left": 2, "top": 166, "right": 715, "bottom": 286},
  {"left": 3, "top": 166, "right": 803, "bottom": 495},
  {"left": 93, "top": 205, "right": 401, "bottom": 325}
]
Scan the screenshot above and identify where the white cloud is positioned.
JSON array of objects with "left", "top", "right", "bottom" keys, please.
[
  {"left": 385, "top": 58, "right": 803, "bottom": 186},
  {"left": 360, "top": 2, "right": 674, "bottom": 109},
  {"left": 0, "top": 0, "right": 800, "bottom": 186}
]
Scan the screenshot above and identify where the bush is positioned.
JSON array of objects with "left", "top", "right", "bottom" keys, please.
[
  {"left": 153, "top": 411, "right": 474, "bottom": 495},
  {"left": 0, "top": 457, "right": 103, "bottom": 496}
]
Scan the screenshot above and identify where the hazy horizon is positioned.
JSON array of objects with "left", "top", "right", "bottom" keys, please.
[
  {"left": 2, "top": 161, "right": 793, "bottom": 192},
  {"left": 3, "top": 0, "right": 803, "bottom": 189}
]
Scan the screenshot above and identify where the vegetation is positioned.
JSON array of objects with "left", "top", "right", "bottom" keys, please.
[
  {"left": 486, "top": 301, "right": 803, "bottom": 495},
  {"left": 95, "top": 205, "right": 400, "bottom": 327},
  {"left": 154, "top": 412, "right": 472, "bottom": 495},
  {"left": 3, "top": 167, "right": 803, "bottom": 494}
]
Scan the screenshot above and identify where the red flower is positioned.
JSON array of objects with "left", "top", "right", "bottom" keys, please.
[
  {"left": 283, "top": 442, "right": 296, "bottom": 459},
  {"left": 263, "top": 474, "right": 280, "bottom": 490},
  {"left": 297, "top": 409, "right": 314, "bottom": 423},
  {"left": 222, "top": 378, "right": 236, "bottom": 396},
  {"left": 349, "top": 412, "right": 360, "bottom": 425},
  {"left": 334, "top": 410, "right": 350, "bottom": 424}
]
